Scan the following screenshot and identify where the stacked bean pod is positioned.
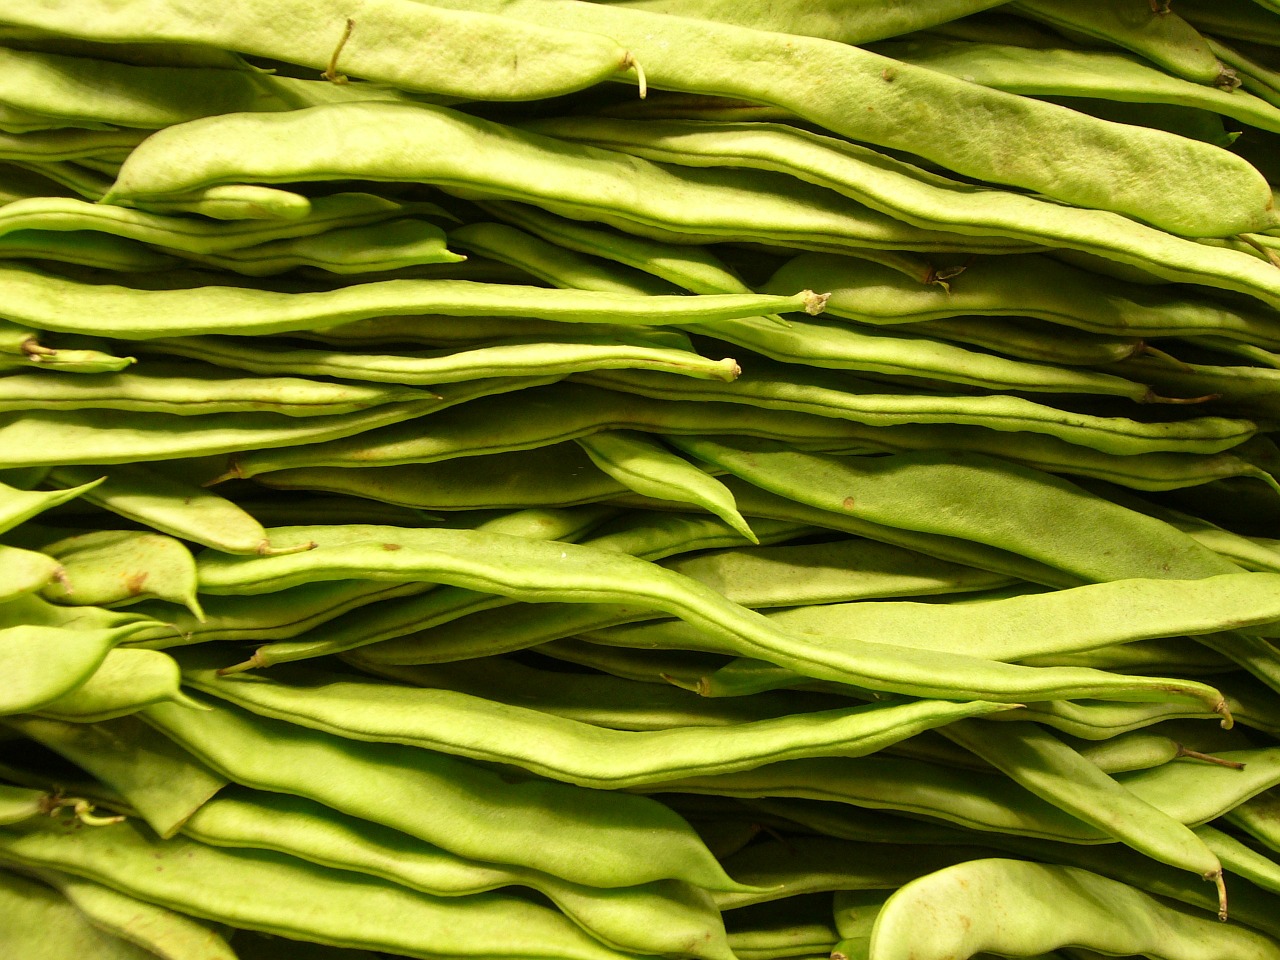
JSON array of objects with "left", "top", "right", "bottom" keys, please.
[{"left": 5, "top": 1, "right": 1280, "bottom": 958}]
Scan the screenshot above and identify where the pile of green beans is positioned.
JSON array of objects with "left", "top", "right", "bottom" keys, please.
[{"left": 6, "top": 2, "right": 1280, "bottom": 958}]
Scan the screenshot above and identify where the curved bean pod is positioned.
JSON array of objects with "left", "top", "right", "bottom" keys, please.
[
  {"left": 869, "top": 858, "right": 1278, "bottom": 960},
  {"left": 0, "top": 0, "right": 639, "bottom": 102},
  {"left": 39, "top": 529, "right": 202, "bottom": 617},
  {"left": 0, "top": 544, "right": 63, "bottom": 603},
  {"left": 143, "top": 334, "right": 741, "bottom": 385},
  {"left": 141, "top": 694, "right": 750, "bottom": 892},
  {"left": 105, "top": 103, "right": 1032, "bottom": 260},
  {"left": 5, "top": 714, "right": 226, "bottom": 839},
  {"left": 578, "top": 365, "right": 1257, "bottom": 456},
  {"left": 0, "top": 867, "right": 157, "bottom": 960},
  {"left": 763, "top": 252, "right": 1280, "bottom": 345},
  {"left": 0, "top": 817, "right": 642, "bottom": 960},
  {"left": 0, "top": 261, "right": 822, "bottom": 339},
  {"left": 425, "top": 0, "right": 1273, "bottom": 236},
  {"left": 35, "top": 648, "right": 193, "bottom": 723},
  {"left": 182, "top": 787, "right": 736, "bottom": 960},
  {"left": 194, "top": 523, "right": 1229, "bottom": 711},
  {"left": 940, "top": 719, "right": 1227, "bottom": 915},
  {"left": 176, "top": 652, "right": 1016, "bottom": 789},
  {"left": 34, "top": 869, "right": 239, "bottom": 960},
  {"left": 667, "top": 438, "right": 1242, "bottom": 583},
  {"left": 0, "top": 623, "right": 152, "bottom": 716}
]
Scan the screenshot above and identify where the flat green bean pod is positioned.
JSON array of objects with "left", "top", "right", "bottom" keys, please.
[
  {"left": 6, "top": 714, "right": 226, "bottom": 838},
  {"left": 0, "top": 474, "right": 101, "bottom": 533},
  {"left": 0, "top": 363, "right": 427, "bottom": 416},
  {"left": 0, "top": 817, "right": 645, "bottom": 960},
  {"left": 763, "top": 253, "right": 1280, "bottom": 345},
  {"left": 194, "top": 523, "right": 1229, "bottom": 712},
  {"left": 941, "top": 719, "right": 1227, "bottom": 914},
  {"left": 176, "top": 651, "right": 1015, "bottom": 789},
  {"left": 0, "top": 543, "right": 62, "bottom": 603},
  {"left": 0, "top": 397, "right": 450, "bottom": 468},
  {"left": 45, "top": 463, "right": 313, "bottom": 556},
  {"left": 0, "top": 867, "right": 158, "bottom": 960},
  {"left": 105, "top": 103, "right": 1034, "bottom": 260},
  {"left": 0, "top": 622, "right": 154, "bottom": 716},
  {"left": 0, "top": 0, "right": 640, "bottom": 102},
  {"left": 141, "top": 693, "right": 750, "bottom": 892},
  {"left": 33, "top": 868, "right": 239, "bottom": 960},
  {"left": 185, "top": 218, "right": 465, "bottom": 276},
  {"left": 143, "top": 334, "right": 740, "bottom": 385},
  {"left": 223, "top": 381, "right": 890, "bottom": 480},
  {"left": 667, "top": 439, "right": 1243, "bottom": 583},
  {"left": 429, "top": 0, "right": 1274, "bottom": 236},
  {"left": 181, "top": 787, "right": 736, "bottom": 960},
  {"left": 34, "top": 648, "right": 192, "bottom": 722},
  {"left": 578, "top": 364, "right": 1258, "bottom": 456},
  {"left": 0, "top": 192, "right": 410, "bottom": 255},
  {"left": 0, "top": 227, "right": 178, "bottom": 272},
  {"left": 0, "top": 261, "right": 822, "bottom": 339},
  {"left": 0, "top": 126, "right": 146, "bottom": 162},
  {"left": 37, "top": 529, "right": 194, "bottom": 617},
  {"left": 869, "top": 858, "right": 1278, "bottom": 960}
]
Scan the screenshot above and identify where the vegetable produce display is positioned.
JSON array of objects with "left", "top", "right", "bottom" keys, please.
[{"left": 6, "top": 1, "right": 1280, "bottom": 958}]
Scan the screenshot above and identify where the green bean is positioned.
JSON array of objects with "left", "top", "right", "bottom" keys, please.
[
  {"left": 0, "top": 192, "right": 409, "bottom": 255},
  {"left": 141, "top": 693, "right": 750, "bottom": 892},
  {"left": 0, "top": 126, "right": 145, "bottom": 162},
  {"left": 38, "top": 529, "right": 202, "bottom": 617},
  {"left": 0, "top": 363, "right": 428, "bottom": 416},
  {"left": 4, "top": 714, "right": 226, "bottom": 838},
  {"left": 143, "top": 334, "right": 740, "bottom": 386},
  {"left": 105, "top": 104, "right": 1034, "bottom": 263},
  {"left": 228, "top": 512, "right": 802, "bottom": 670},
  {"left": 682, "top": 314, "right": 1162, "bottom": 400},
  {"left": 1177, "top": 0, "right": 1280, "bottom": 46},
  {"left": 1018, "top": 637, "right": 1236, "bottom": 676},
  {"left": 728, "top": 917, "right": 836, "bottom": 960},
  {"left": 0, "top": 623, "right": 155, "bottom": 716},
  {"left": 181, "top": 786, "right": 736, "bottom": 960},
  {"left": 762, "top": 252, "right": 1280, "bottom": 345},
  {"left": 0, "top": 227, "right": 178, "bottom": 271},
  {"left": 194, "top": 522, "right": 1230, "bottom": 712},
  {"left": 176, "top": 651, "right": 1015, "bottom": 790},
  {"left": 35, "top": 649, "right": 194, "bottom": 723},
  {"left": 0, "top": 261, "right": 822, "bottom": 339},
  {"left": 475, "top": 201, "right": 760, "bottom": 297},
  {"left": 1118, "top": 353, "right": 1280, "bottom": 419},
  {"left": 0, "top": 0, "right": 642, "bottom": 102},
  {"left": 1224, "top": 789, "right": 1280, "bottom": 856},
  {"left": 0, "top": 592, "right": 159, "bottom": 634},
  {"left": 578, "top": 364, "right": 1258, "bottom": 456},
  {"left": 941, "top": 719, "right": 1228, "bottom": 914},
  {"left": 576, "top": 430, "right": 755, "bottom": 541},
  {"left": 123, "top": 183, "right": 316, "bottom": 222},
  {"left": 530, "top": 115, "right": 1280, "bottom": 305},
  {"left": 871, "top": 858, "right": 1278, "bottom": 960},
  {"left": 801, "top": 421, "right": 1279, "bottom": 495},
  {"left": 348, "top": 656, "right": 847, "bottom": 731},
  {"left": 34, "top": 868, "right": 239, "bottom": 960},
  {"left": 429, "top": 0, "right": 1273, "bottom": 236},
  {"left": 185, "top": 218, "right": 465, "bottom": 276},
  {"left": 0, "top": 474, "right": 100, "bottom": 533},
  {"left": 667, "top": 439, "right": 1243, "bottom": 583},
  {"left": 0, "top": 784, "right": 51, "bottom": 826},
  {"left": 0, "top": 397, "right": 446, "bottom": 468},
  {"left": 0, "top": 543, "right": 62, "bottom": 602},
  {"left": 222, "top": 381, "right": 894, "bottom": 480},
  {"left": 0, "top": 867, "right": 158, "bottom": 960},
  {"left": 591, "top": 571, "right": 1280, "bottom": 669},
  {"left": 45, "top": 463, "right": 314, "bottom": 557},
  {"left": 0, "top": 817, "right": 646, "bottom": 960}
]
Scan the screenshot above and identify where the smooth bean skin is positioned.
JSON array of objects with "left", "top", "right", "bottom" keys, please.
[
  {"left": 0, "top": 262, "right": 820, "bottom": 339},
  {"left": 34, "top": 869, "right": 239, "bottom": 960},
  {"left": 762, "top": 252, "right": 1280, "bottom": 345},
  {"left": 182, "top": 787, "right": 736, "bottom": 960},
  {"left": 39, "top": 529, "right": 203, "bottom": 617},
  {"left": 868, "top": 859, "right": 1279, "bottom": 960},
  {"left": 0, "top": 867, "right": 159, "bottom": 960},
  {"left": 175, "top": 652, "right": 1015, "bottom": 789},
  {"left": 578, "top": 365, "right": 1259, "bottom": 457},
  {"left": 105, "top": 103, "right": 1030, "bottom": 260},
  {"left": 0, "top": 623, "right": 153, "bottom": 716},
  {"left": 0, "top": 0, "right": 638, "bottom": 102},
  {"left": 427, "top": 0, "right": 1274, "bottom": 236},
  {"left": 141, "top": 693, "right": 754, "bottom": 892},
  {"left": 34, "top": 648, "right": 193, "bottom": 723},
  {"left": 194, "top": 524, "right": 1230, "bottom": 712},
  {"left": 0, "top": 543, "right": 63, "bottom": 603},
  {"left": 0, "top": 817, "right": 642, "bottom": 960},
  {"left": 0, "top": 475, "right": 101, "bottom": 533}
]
